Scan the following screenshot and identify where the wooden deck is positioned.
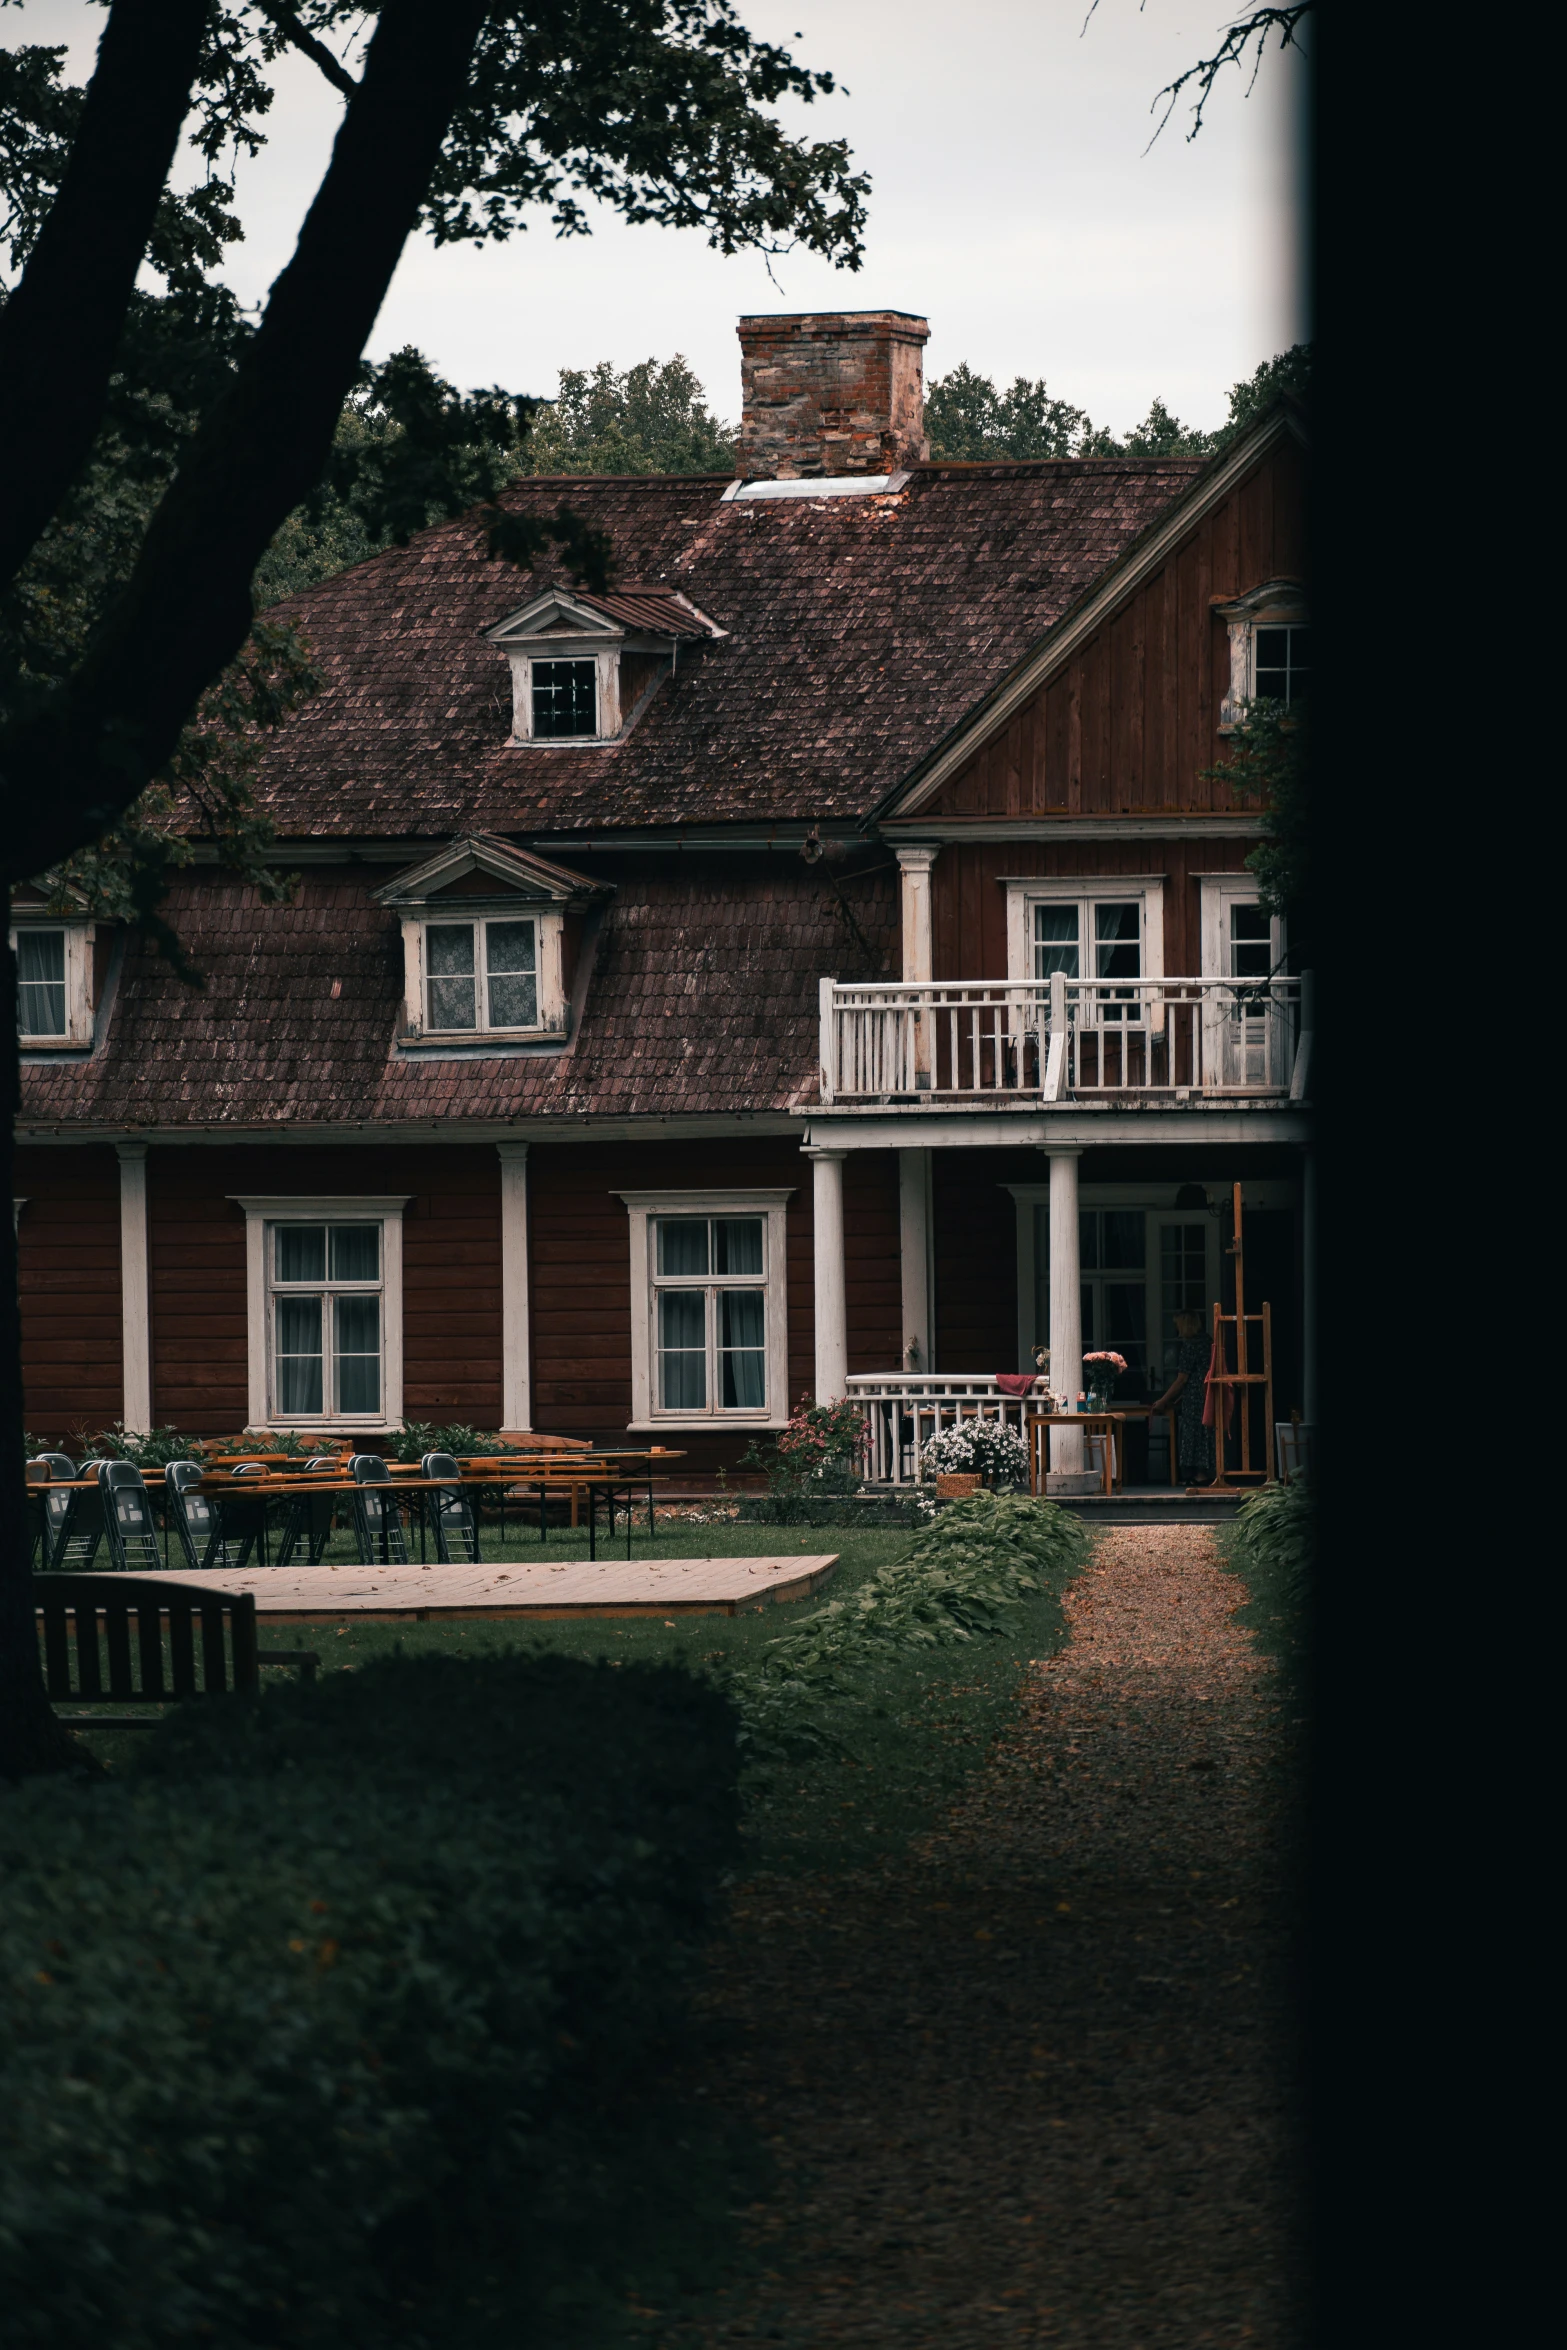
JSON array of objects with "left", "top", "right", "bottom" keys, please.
[{"left": 128, "top": 1554, "right": 841, "bottom": 1623}]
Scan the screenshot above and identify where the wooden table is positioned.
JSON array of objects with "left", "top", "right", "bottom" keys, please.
[
  {"left": 1099, "top": 1406, "right": 1181, "bottom": 1488},
  {"left": 1026, "top": 1412, "right": 1123, "bottom": 1499}
]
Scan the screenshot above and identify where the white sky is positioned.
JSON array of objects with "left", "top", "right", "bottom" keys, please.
[{"left": 13, "top": 0, "right": 1307, "bottom": 437}]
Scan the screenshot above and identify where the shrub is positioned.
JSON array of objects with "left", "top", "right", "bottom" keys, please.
[
  {"left": 0, "top": 1653, "right": 742, "bottom": 2349},
  {"left": 69, "top": 1423, "right": 192, "bottom": 1469},
  {"left": 921, "top": 1419, "right": 1029, "bottom": 1488},
  {"left": 738, "top": 1396, "right": 867, "bottom": 1496},
  {"left": 383, "top": 1422, "right": 534, "bottom": 1464},
  {"left": 1224, "top": 1473, "right": 1312, "bottom": 1670}
]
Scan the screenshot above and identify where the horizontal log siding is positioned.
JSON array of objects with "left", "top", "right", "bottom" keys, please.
[
  {"left": 529, "top": 1139, "right": 899, "bottom": 1472},
  {"left": 933, "top": 834, "right": 1256, "bottom": 980},
  {"left": 14, "top": 1145, "right": 123, "bottom": 1442},
  {"left": 926, "top": 438, "right": 1305, "bottom": 822}
]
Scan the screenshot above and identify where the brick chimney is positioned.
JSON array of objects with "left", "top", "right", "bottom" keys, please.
[{"left": 736, "top": 311, "right": 930, "bottom": 480}]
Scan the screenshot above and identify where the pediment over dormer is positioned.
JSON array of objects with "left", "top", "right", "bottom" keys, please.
[
  {"left": 483, "top": 584, "right": 726, "bottom": 650},
  {"left": 372, "top": 833, "right": 609, "bottom": 913}
]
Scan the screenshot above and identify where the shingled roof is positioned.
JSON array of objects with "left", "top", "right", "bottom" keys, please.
[
  {"left": 250, "top": 459, "right": 1206, "bottom": 840},
  {"left": 18, "top": 858, "right": 896, "bottom": 1132}
]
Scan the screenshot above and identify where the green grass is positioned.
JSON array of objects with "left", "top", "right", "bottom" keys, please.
[{"left": 68, "top": 1518, "right": 1087, "bottom": 1874}]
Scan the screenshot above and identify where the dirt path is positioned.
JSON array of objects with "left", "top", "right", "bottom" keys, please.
[{"left": 660, "top": 1525, "right": 1303, "bottom": 2349}]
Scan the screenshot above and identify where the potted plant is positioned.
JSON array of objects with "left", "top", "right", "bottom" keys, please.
[
  {"left": 922, "top": 1419, "right": 1029, "bottom": 1494},
  {"left": 1081, "top": 1351, "right": 1128, "bottom": 1413}
]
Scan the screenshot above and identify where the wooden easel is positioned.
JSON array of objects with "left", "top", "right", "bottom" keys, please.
[{"left": 1208, "top": 1182, "right": 1275, "bottom": 1489}]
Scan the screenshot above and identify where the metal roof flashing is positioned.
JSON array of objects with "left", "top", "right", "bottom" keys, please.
[{"left": 720, "top": 473, "right": 908, "bottom": 502}]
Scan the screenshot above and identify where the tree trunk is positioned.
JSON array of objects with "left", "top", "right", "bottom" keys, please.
[{"left": 0, "top": 891, "right": 97, "bottom": 1776}]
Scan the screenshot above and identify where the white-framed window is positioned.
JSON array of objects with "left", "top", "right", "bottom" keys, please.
[
  {"left": 618, "top": 1188, "right": 793, "bottom": 1430},
  {"left": 1003, "top": 877, "right": 1166, "bottom": 1014},
  {"left": 1006, "top": 1184, "right": 1226, "bottom": 1387},
  {"left": 12, "top": 922, "right": 94, "bottom": 1047},
  {"left": 1198, "top": 875, "right": 1286, "bottom": 984},
  {"left": 399, "top": 906, "right": 567, "bottom": 1040},
  {"left": 230, "top": 1196, "right": 409, "bottom": 1429},
  {"left": 531, "top": 658, "right": 599, "bottom": 739},
  {"left": 1215, "top": 580, "right": 1308, "bottom": 728}
]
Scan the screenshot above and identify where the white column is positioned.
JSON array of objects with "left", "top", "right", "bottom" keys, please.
[
  {"left": 1302, "top": 1146, "right": 1317, "bottom": 1426},
  {"left": 116, "top": 1142, "right": 152, "bottom": 1434},
  {"left": 1045, "top": 1145, "right": 1082, "bottom": 1477},
  {"left": 497, "top": 1142, "right": 532, "bottom": 1431},
  {"left": 896, "top": 846, "right": 937, "bottom": 982},
  {"left": 808, "top": 1147, "right": 848, "bottom": 1401},
  {"left": 898, "top": 1147, "right": 932, "bottom": 1371}
]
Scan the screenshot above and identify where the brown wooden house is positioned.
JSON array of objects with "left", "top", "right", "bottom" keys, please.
[{"left": 13, "top": 310, "right": 1310, "bottom": 1486}]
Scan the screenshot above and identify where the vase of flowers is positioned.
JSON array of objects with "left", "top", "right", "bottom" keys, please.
[{"left": 1081, "top": 1350, "right": 1128, "bottom": 1413}]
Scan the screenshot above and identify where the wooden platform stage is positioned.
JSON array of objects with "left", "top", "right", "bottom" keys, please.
[{"left": 133, "top": 1554, "right": 841, "bottom": 1623}]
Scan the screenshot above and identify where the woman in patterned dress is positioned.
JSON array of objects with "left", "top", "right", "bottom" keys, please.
[{"left": 1151, "top": 1308, "right": 1215, "bottom": 1485}]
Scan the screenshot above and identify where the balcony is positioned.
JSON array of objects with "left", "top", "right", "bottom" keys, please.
[{"left": 818, "top": 972, "right": 1310, "bottom": 1108}]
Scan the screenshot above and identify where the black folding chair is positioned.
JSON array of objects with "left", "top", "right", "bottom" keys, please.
[
  {"left": 46, "top": 1457, "right": 106, "bottom": 1572},
  {"left": 101, "top": 1460, "right": 164, "bottom": 1573},
  {"left": 276, "top": 1459, "right": 344, "bottom": 1565},
  {"left": 420, "top": 1451, "right": 482, "bottom": 1563},
  {"left": 165, "top": 1460, "right": 256, "bottom": 1572},
  {"left": 30, "top": 1454, "right": 79, "bottom": 1569},
  {"left": 351, "top": 1454, "right": 409, "bottom": 1564}
]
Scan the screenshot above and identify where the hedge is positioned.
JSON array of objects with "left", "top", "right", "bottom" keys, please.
[{"left": 0, "top": 1652, "right": 742, "bottom": 2349}]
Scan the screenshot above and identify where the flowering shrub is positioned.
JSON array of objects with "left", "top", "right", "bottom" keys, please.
[
  {"left": 921, "top": 1419, "right": 1029, "bottom": 1489},
  {"left": 741, "top": 1396, "right": 868, "bottom": 1495}
]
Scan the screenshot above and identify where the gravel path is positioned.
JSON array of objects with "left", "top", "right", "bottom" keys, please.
[{"left": 660, "top": 1525, "right": 1303, "bottom": 2349}]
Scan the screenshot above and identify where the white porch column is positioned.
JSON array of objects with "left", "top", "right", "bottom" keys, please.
[
  {"left": 896, "top": 846, "right": 937, "bottom": 981},
  {"left": 1045, "top": 1145, "right": 1083, "bottom": 1477},
  {"left": 497, "top": 1142, "right": 532, "bottom": 1431},
  {"left": 116, "top": 1142, "right": 152, "bottom": 1434},
  {"left": 898, "top": 1147, "right": 932, "bottom": 1371},
  {"left": 808, "top": 1147, "right": 848, "bottom": 1401}
]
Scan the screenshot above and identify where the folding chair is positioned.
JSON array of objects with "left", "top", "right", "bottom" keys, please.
[
  {"left": 351, "top": 1454, "right": 408, "bottom": 1564},
  {"left": 421, "top": 1451, "right": 482, "bottom": 1564},
  {"left": 276, "top": 1459, "right": 344, "bottom": 1565},
  {"left": 46, "top": 1456, "right": 106, "bottom": 1572},
  {"left": 165, "top": 1460, "right": 257, "bottom": 1572},
  {"left": 31, "top": 1454, "right": 80, "bottom": 1569},
  {"left": 101, "top": 1460, "right": 165, "bottom": 1573}
]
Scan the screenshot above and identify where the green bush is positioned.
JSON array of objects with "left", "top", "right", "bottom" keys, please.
[
  {"left": 1223, "top": 1473, "right": 1313, "bottom": 1669},
  {"left": 0, "top": 1652, "right": 742, "bottom": 2349}
]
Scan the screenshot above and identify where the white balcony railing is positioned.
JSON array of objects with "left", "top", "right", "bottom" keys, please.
[
  {"left": 848, "top": 1373, "right": 1037, "bottom": 1486},
  {"left": 819, "top": 972, "right": 1309, "bottom": 1106}
]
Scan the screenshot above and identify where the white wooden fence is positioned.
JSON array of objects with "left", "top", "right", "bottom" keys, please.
[{"left": 847, "top": 1373, "right": 1038, "bottom": 1486}]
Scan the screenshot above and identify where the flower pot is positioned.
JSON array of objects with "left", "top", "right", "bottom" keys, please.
[{"left": 935, "top": 1471, "right": 982, "bottom": 1500}]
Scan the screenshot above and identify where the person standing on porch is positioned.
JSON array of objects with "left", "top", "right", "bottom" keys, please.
[{"left": 1151, "top": 1309, "right": 1216, "bottom": 1485}]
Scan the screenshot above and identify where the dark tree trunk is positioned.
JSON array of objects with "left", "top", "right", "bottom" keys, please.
[
  {"left": 0, "top": 0, "right": 213, "bottom": 594},
  {"left": 0, "top": 891, "right": 96, "bottom": 1776},
  {"left": 0, "top": 0, "right": 490, "bottom": 884}
]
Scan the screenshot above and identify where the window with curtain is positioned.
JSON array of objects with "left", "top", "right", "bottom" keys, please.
[
  {"left": 268, "top": 1221, "right": 384, "bottom": 1418},
  {"left": 15, "top": 930, "right": 67, "bottom": 1036},
  {"left": 424, "top": 918, "right": 538, "bottom": 1032},
  {"left": 652, "top": 1214, "right": 768, "bottom": 1414},
  {"left": 1032, "top": 897, "right": 1143, "bottom": 1021}
]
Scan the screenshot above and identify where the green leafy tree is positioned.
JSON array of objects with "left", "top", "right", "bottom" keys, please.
[
  {"left": 0, "top": 0, "right": 868, "bottom": 1777},
  {"left": 1204, "top": 697, "right": 1309, "bottom": 926},
  {"left": 925, "top": 360, "right": 1304, "bottom": 464},
  {"left": 524, "top": 354, "right": 735, "bottom": 476}
]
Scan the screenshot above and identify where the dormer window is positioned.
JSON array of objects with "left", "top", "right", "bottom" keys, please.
[
  {"left": 374, "top": 834, "right": 610, "bottom": 1051},
  {"left": 1214, "top": 579, "right": 1309, "bottom": 729},
  {"left": 483, "top": 584, "right": 726, "bottom": 747},
  {"left": 532, "top": 658, "right": 598, "bottom": 740},
  {"left": 11, "top": 916, "right": 95, "bottom": 1047}
]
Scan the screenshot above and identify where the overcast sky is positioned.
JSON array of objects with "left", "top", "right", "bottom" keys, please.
[{"left": 16, "top": 0, "right": 1307, "bottom": 437}]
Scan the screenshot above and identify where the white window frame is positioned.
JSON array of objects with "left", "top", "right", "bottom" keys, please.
[
  {"left": 399, "top": 905, "right": 567, "bottom": 1041},
  {"left": 1197, "top": 875, "right": 1286, "bottom": 982},
  {"left": 618, "top": 1189, "right": 793, "bottom": 1432},
  {"left": 230, "top": 1196, "right": 409, "bottom": 1431},
  {"left": 1003, "top": 877, "right": 1166, "bottom": 1004},
  {"left": 502, "top": 646, "right": 622, "bottom": 744},
  {"left": 1217, "top": 583, "right": 1308, "bottom": 729},
  {"left": 11, "top": 921, "right": 94, "bottom": 1047}
]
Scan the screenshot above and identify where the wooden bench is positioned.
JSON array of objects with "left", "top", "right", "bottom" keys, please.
[{"left": 35, "top": 1575, "right": 319, "bottom": 1728}]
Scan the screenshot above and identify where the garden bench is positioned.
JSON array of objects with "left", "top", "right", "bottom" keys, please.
[{"left": 35, "top": 1575, "right": 318, "bottom": 1728}]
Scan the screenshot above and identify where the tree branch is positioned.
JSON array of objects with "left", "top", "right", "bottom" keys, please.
[
  {"left": 251, "top": 0, "right": 358, "bottom": 100},
  {"left": 0, "top": 0, "right": 212, "bottom": 594},
  {"left": 0, "top": 0, "right": 488, "bottom": 884},
  {"left": 1148, "top": 6, "right": 1311, "bottom": 144}
]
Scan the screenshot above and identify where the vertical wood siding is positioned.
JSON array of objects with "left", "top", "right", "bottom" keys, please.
[
  {"left": 14, "top": 1146, "right": 123, "bottom": 1441},
  {"left": 925, "top": 439, "right": 1305, "bottom": 824}
]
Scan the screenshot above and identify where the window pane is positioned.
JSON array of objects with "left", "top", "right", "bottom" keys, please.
[
  {"left": 1103, "top": 1282, "right": 1148, "bottom": 1380},
  {"left": 532, "top": 659, "right": 598, "bottom": 739},
  {"left": 16, "top": 931, "right": 67, "bottom": 1036},
  {"left": 276, "top": 1295, "right": 323, "bottom": 1414},
  {"left": 1160, "top": 1222, "right": 1209, "bottom": 1373},
  {"left": 427, "top": 925, "right": 477, "bottom": 1029},
  {"left": 1079, "top": 1211, "right": 1099, "bottom": 1270},
  {"left": 1230, "top": 900, "right": 1272, "bottom": 983},
  {"left": 1032, "top": 903, "right": 1079, "bottom": 980},
  {"left": 714, "top": 1217, "right": 764, "bottom": 1276},
  {"left": 1102, "top": 1211, "right": 1146, "bottom": 1270},
  {"left": 657, "top": 1218, "right": 710, "bottom": 1276},
  {"left": 485, "top": 921, "right": 538, "bottom": 1027},
  {"left": 657, "top": 1289, "right": 707, "bottom": 1408},
  {"left": 329, "top": 1224, "right": 380, "bottom": 1282},
  {"left": 719, "top": 1290, "right": 767, "bottom": 1409},
  {"left": 333, "top": 1295, "right": 381, "bottom": 1414},
  {"left": 1094, "top": 902, "right": 1141, "bottom": 980},
  {"left": 1230, "top": 902, "right": 1270, "bottom": 940},
  {"left": 275, "top": 1225, "right": 326, "bottom": 1283}
]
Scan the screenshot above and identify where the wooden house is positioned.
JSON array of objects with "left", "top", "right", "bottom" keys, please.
[{"left": 14, "top": 310, "right": 1310, "bottom": 1487}]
